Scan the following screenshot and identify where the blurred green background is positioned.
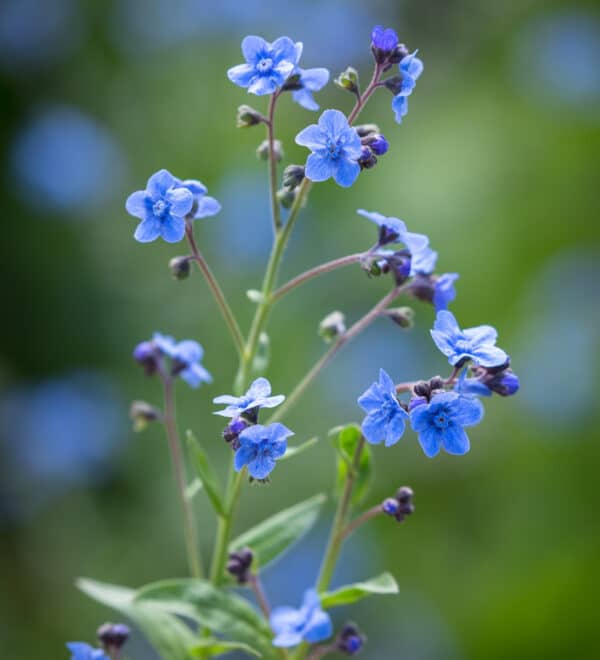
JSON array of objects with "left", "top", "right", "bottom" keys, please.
[{"left": 1, "top": 0, "right": 599, "bottom": 658}]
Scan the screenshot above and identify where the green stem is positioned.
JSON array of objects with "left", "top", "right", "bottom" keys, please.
[
  {"left": 162, "top": 377, "right": 203, "bottom": 579},
  {"left": 268, "top": 285, "right": 404, "bottom": 423},
  {"left": 267, "top": 92, "right": 282, "bottom": 234},
  {"left": 186, "top": 225, "right": 245, "bottom": 356}
]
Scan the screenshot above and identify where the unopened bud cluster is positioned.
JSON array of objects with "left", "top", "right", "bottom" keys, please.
[
  {"left": 226, "top": 547, "right": 254, "bottom": 584},
  {"left": 382, "top": 486, "right": 414, "bottom": 523}
]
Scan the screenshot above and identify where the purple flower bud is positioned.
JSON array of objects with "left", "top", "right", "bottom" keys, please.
[
  {"left": 337, "top": 623, "right": 366, "bottom": 655},
  {"left": 226, "top": 547, "right": 254, "bottom": 584},
  {"left": 358, "top": 146, "right": 378, "bottom": 170},
  {"left": 408, "top": 396, "right": 428, "bottom": 411},
  {"left": 223, "top": 417, "right": 250, "bottom": 447},
  {"left": 382, "top": 497, "right": 400, "bottom": 516},
  {"left": 371, "top": 25, "right": 399, "bottom": 63},
  {"left": 369, "top": 135, "right": 389, "bottom": 156},
  {"left": 97, "top": 622, "right": 130, "bottom": 651},
  {"left": 133, "top": 341, "right": 159, "bottom": 375},
  {"left": 485, "top": 369, "right": 520, "bottom": 396}
]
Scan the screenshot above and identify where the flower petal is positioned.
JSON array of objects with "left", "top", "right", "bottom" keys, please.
[
  {"left": 385, "top": 411, "right": 407, "bottom": 447},
  {"left": 125, "top": 190, "right": 149, "bottom": 219},
  {"left": 247, "top": 377, "right": 271, "bottom": 399},
  {"left": 270, "top": 606, "right": 304, "bottom": 633},
  {"left": 463, "top": 324, "right": 498, "bottom": 345},
  {"left": 300, "top": 67, "right": 329, "bottom": 91},
  {"left": 258, "top": 394, "right": 286, "bottom": 409},
  {"left": 304, "top": 608, "right": 333, "bottom": 644},
  {"left": 441, "top": 425, "right": 470, "bottom": 455},
  {"left": 272, "top": 630, "right": 303, "bottom": 648},
  {"left": 271, "top": 36, "right": 298, "bottom": 65},
  {"left": 378, "top": 368, "right": 395, "bottom": 392},
  {"left": 333, "top": 157, "right": 360, "bottom": 188},
  {"left": 194, "top": 195, "right": 221, "bottom": 219},
  {"left": 166, "top": 187, "right": 194, "bottom": 217},
  {"left": 361, "top": 410, "right": 386, "bottom": 445},
  {"left": 418, "top": 427, "right": 442, "bottom": 458},
  {"left": 213, "top": 394, "right": 240, "bottom": 405},
  {"left": 227, "top": 63, "right": 256, "bottom": 88},
  {"left": 134, "top": 217, "right": 161, "bottom": 243},
  {"left": 452, "top": 396, "right": 484, "bottom": 426},
  {"left": 357, "top": 382, "right": 382, "bottom": 413},
  {"left": 295, "top": 123, "right": 325, "bottom": 150},
  {"left": 248, "top": 75, "right": 278, "bottom": 96},
  {"left": 241, "top": 35, "right": 269, "bottom": 63},
  {"left": 181, "top": 363, "right": 212, "bottom": 388},
  {"left": 234, "top": 445, "right": 255, "bottom": 472},
  {"left": 318, "top": 109, "right": 350, "bottom": 139},
  {"left": 392, "top": 95, "right": 408, "bottom": 123},
  {"left": 472, "top": 345, "right": 508, "bottom": 368},
  {"left": 305, "top": 153, "right": 335, "bottom": 182},
  {"left": 159, "top": 215, "right": 186, "bottom": 243},
  {"left": 147, "top": 169, "right": 176, "bottom": 198},
  {"left": 292, "top": 88, "right": 319, "bottom": 111},
  {"left": 248, "top": 453, "right": 276, "bottom": 479}
]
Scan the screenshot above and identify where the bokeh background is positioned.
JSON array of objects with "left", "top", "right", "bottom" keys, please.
[{"left": 1, "top": 0, "right": 599, "bottom": 658}]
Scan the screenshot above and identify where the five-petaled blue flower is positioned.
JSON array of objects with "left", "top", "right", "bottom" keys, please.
[
  {"left": 228, "top": 35, "right": 300, "bottom": 95},
  {"left": 357, "top": 209, "right": 429, "bottom": 251},
  {"left": 234, "top": 423, "right": 293, "bottom": 479},
  {"left": 291, "top": 66, "right": 330, "bottom": 111},
  {"left": 126, "top": 169, "right": 194, "bottom": 243},
  {"left": 431, "top": 310, "right": 508, "bottom": 368},
  {"left": 175, "top": 178, "right": 221, "bottom": 220},
  {"left": 391, "top": 51, "right": 424, "bottom": 123},
  {"left": 153, "top": 333, "right": 212, "bottom": 388},
  {"left": 295, "top": 109, "right": 362, "bottom": 187},
  {"left": 270, "top": 589, "right": 333, "bottom": 648},
  {"left": 433, "top": 273, "right": 460, "bottom": 311},
  {"left": 213, "top": 377, "right": 285, "bottom": 418},
  {"left": 409, "top": 391, "right": 484, "bottom": 457},
  {"left": 358, "top": 369, "right": 409, "bottom": 446},
  {"left": 66, "top": 643, "right": 108, "bottom": 660}
]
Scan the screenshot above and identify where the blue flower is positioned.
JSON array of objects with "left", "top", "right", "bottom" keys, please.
[
  {"left": 270, "top": 589, "right": 333, "bottom": 648},
  {"left": 357, "top": 209, "right": 429, "bottom": 251},
  {"left": 433, "top": 273, "right": 460, "bottom": 311},
  {"left": 228, "top": 35, "right": 300, "bottom": 95},
  {"left": 234, "top": 423, "right": 293, "bottom": 479},
  {"left": 409, "top": 245, "right": 438, "bottom": 275},
  {"left": 66, "top": 643, "right": 108, "bottom": 660},
  {"left": 430, "top": 311, "right": 508, "bottom": 368},
  {"left": 455, "top": 369, "right": 492, "bottom": 398},
  {"left": 213, "top": 377, "right": 285, "bottom": 418},
  {"left": 175, "top": 178, "right": 221, "bottom": 219},
  {"left": 125, "top": 169, "right": 194, "bottom": 243},
  {"left": 152, "top": 333, "right": 212, "bottom": 388},
  {"left": 391, "top": 51, "right": 424, "bottom": 123},
  {"left": 358, "top": 369, "right": 409, "bottom": 447},
  {"left": 291, "top": 67, "right": 330, "bottom": 111},
  {"left": 295, "top": 110, "right": 362, "bottom": 187},
  {"left": 371, "top": 25, "right": 399, "bottom": 54},
  {"left": 409, "top": 391, "right": 484, "bottom": 457}
]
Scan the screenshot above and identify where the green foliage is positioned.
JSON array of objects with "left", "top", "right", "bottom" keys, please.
[
  {"left": 279, "top": 436, "right": 319, "bottom": 461},
  {"left": 191, "top": 639, "right": 261, "bottom": 658},
  {"left": 135, "top": 579, "right": 277, "bottom": 659},
  {"left": 320, "top": 572, "right": 399, "bottom": 608},
  {"left": 229, "top": 493, "right": 326, "bottom": 570},
  {"left": 77, "top": 578, "right": 197, "bottom": 660},
  {"left": 186, "top": 430, "right": 226, "bottom": 516},
  {"left": 330, "top": 424, "right": 372, "bottom": 505}
]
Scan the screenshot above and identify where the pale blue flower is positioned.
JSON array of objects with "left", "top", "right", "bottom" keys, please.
[
  {"left": 291, "top": 67, "right": 330, "bottom": 111},
  {"left": 176, "top": 178, "right": 221, "bottom": 219},
  {"left": 152, "top": 333, "right": 212, "bottom": 388},
  {"left": 270, "top": 589, "right": 333, "bottom": 648},
  {"left": 213, "top": 377, "right": 285, "bottom": 418},
  {"left": 358, "top": 369, "right": 408, "bottom": 446},
  {"left": 234, "top": 423, "right": 293, "bottom": 479},
  {"left": 357, "top": 209, "right": 429, "bottom": 251},
  {"left": 66, "top": 643, "right": 108, "bottom": 660},
  {"left": 392, "top": 51, "right": 424, "bottom": 123}
]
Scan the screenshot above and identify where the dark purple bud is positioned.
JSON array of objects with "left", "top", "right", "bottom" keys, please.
[
  {"left": 337, "top": 622, "right": 366, "bottom": 655},
  {"left": 380, "top": 250, "right": 412, "bottom": 285},
  {"left": 277, "top": 187, "right": 296, "bottom": 209},
  {"left": 389, "top": 43, "right": 410, "bottom": 64},
  {"left": 429, "top": 376, "right": 444, "bottom": 391},
  {"left": 382, "top": 497, "right": 400, "bottom": 516},
  {"left": 413, "top": 381, "right": 431, "bottom": 398},
  {"left": 485, "top": 369, "right": 520, "bottom": 396},
  {"left": 407, "top": 275, "right": 435, "bottom": 304},
  {"left": 396, "top": 486, "right": 414, "bottom": 504},
  {"left": 358, "top": 146, "right": 377, "bottom": 170},
  {"left": 394, "top": 486, "right": 415, "bottom": 522},
  {"left": 223, "top": 417, "right": 249, "bottom": 446},
  {"left": 133, "top": 341, "right": 159, "bottom": 376},
  {"left": 371, "top": 25, "right": 399, "bottom": 63},
  {"left": 408, "top": 396, "right": 428, "bottom": 411},
  {"left": 97, "top": 622, "right": 130, "bottom": 651},
  {"left": 226, "top": 547, "right": 254, "bottom": 584},
  {"left": 169, "top": 256, "right": 191, "bottom": 280},
  {"left": 283, "top": 164, "right": 305, "bottom": 190},
  {"left": 355, "top": 123, "right": 380, "bottom": 138},
  {"left": 361, "top": 133, "right": 389, "bottom": 156},
  {"left": 383, "top": 75, "right": 404, "bottom": 95}
]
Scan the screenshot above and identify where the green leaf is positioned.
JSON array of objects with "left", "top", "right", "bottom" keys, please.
[
  {"left": 135, "top": 579, "right": 277, "bottom": 659},
  {"left": 230, "top": 493, "right": 326, "bottom": 570},
  {"left": 320, "top": 572, "right": 399, "bottom": 608},
  {"left": 331, "top": 424, "right": 372, "bottom": 505},
  {"left": 191, "top": 638, "right": 261, "bottom": 658},
  {"left": 279, "top": 436, "right": 319, "bottom": 461},
  {"left": 77, "top": 578, "right": 197, "bottom": 660},
  {"left": 186, "top": 430, "right": 226, "bottom": 516}
]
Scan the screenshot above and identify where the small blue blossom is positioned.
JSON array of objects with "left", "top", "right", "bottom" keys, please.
[
  {"left": 358, "top": 369, "right": 409, "bottom": 447},
  {"left": 152, "top": 333, "right": 212, "bottom": 388},
  {"left": 433, "top": 272, "right": 460, "bottom": 311},
  {"left": 228, "top": 35, "right": 300, "bottom": 95},
  {"left": 409, "top": 391, "right": 484, "bottom": 457},
  {"left": 213, "top": 377, "right": 285, "bottom": 418},
  {"left": 455, "top": 369, "right": 492, "bottom": 398},
  {"left": 292, "top": 67, "right": 330, "bottom": 111},
  {"left": 371, "top": 25, "right": 399, "bottom": 54},
  {"left": 125, "top": 169, "right": 193, "bottom": 243},
  {"left": 175, "top": 178, "right": 221, "bottom": 219},
  {"left": 234, "top": 423, "right": 293, "bottom": 479},
  {"left": 270, "top": 589, "right": 333, "bottom": 648},
  {"left": 391, "top": 51, "right": 424, "bottom": 123},
  {"left": 66, "top": 643, "right": 108, "bottom": 660},
  {"left": 409, "top": 245, "right": 437, "bottom": 275},
  {"left": 431, "top": 310, "right": 508, "bottom": 368},
  {"left": 357, "top": 209, "right": 429, "bottom": 251},
  {"left": 295, "top": 110, "right": 362, "bottom": 187}
]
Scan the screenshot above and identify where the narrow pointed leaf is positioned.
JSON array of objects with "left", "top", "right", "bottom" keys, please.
[
  {"left": 186, "top": 430, "right": 226, "bottom": 516},
  {"left": 279, "top": 436, "right": 319, "bottom": 461},
  {"left": 191, "top": 638, "right": 261, "bottom": 658},
  {"left": 320, "top": 572, "right": 399, "bottom": 608},
  {"left": 230, "top": 493, "right": 326, "bottom": 570},
  {"left": 77, "top": 578, "right": 196, "bottom": 660},
  {"left": 332, "top": 424, "right": 372, "bottom": 505}
]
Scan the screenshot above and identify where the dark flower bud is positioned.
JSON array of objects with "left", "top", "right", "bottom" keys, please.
[
  {"left": 382, "top": 306, "right": 415, "bottom": 329},
  {"left": 396, "top": 486, "right": 414, "bottom": 504},
  {"left": 408, "top": 274, "right": 435, "bottom": 304},
  {"left": 223, "top": 417, "right": 249, "bottom": 449},
  {"left": 97, "top": 622, "right": 130, "bottom": 652},
  {"left": 413, "top": 381, "right": 431, "bottom": 398},
  {"left": 367, "top": 134, "right": 389, "bottom": 156},
  {"left": 319, "top": 310, "right": 346, "bottom": 343},
  {"left": 394, "top": 486, "right": 415, "bottom": 522},
  {"left": 281, "top": 72, "right": 303, "bottom": 91},
  {"left": 358, "top": 146, "right": 377, "bottom": 170},
  {"left": 484, "top": 369, "right": 520, "bottom": 396},
  {"left": 169, "top": 256, "right": 191, "bottom": 280},
  {"left": 282, "top": 164, "right": 305, "bottom": 190},
  {"left": 389, "top": 43, "right": 410, "bottom": 64},
  {"left": 355, "top": 123, "right": 380, "bottom": 137},
  {"left": 429, "top": 376, "right": 445, "bottom": 391},
  {"left": 133, "top": 341, "right": 160, "bottom": 376},
  {"left": 383, "top": 250, "right": 412, "bottom": 285},
  {"left": 129, "top": 400, "right": 161, "bottom": 432},
  {"left": 334, "top": 66, "right": 359, "bottom": 95},
  {"left": 257, "top": 139, "right": 283, "bottom": 162},
  {"left": 383, "top": 75, "right": 404, "bottom": 95},
  {"left": 277, "top": 187, "right": 296, "bottom": 209},
  {"left": 236, "top": 104, "right": 264, "bottom": 128},
  {"left": 408, "top": 396, "right": 427, "bottom": 411},
  {"left": 382, "top": 497, "right": 400, "bottom": 516},
  {"left": 337, "top": 622, "right": 366, "bottom": 655},
  {"left": 482, "top": 357, "right": 511, "bottom": 375},
  {"left": 226, "top": 547, "right": 254, "bottom": 584}
]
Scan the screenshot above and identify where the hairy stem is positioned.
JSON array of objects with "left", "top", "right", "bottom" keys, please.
[
  {"left": 162, "top": 377, "right": 203, "bottom": 579},
  {"left": 348, "top": 62, "right": 384, "bottom": 124},
  {"left": 267, "top": 92, "right": 282, "bottom": 234},
  {"left": 249, "top": 574, "right": 271, "bottom": 620},
  {"left": 186, "top": 226, "right": 245, "bottom": 356},
  {"left": 339, "top": 505, "right": 382, "bottom": 542}
]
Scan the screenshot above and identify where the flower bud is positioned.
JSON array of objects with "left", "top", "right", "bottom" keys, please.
[
  {"left": 413, "top": 381, "right": 431, "bottom": 398},
  {"left": 361, "top": 134, "right": 389, "bottom": 156},
  {"left": 483, "top": 368, "right": 520, "bottom": 396},
  {"left": 281, "top": 72, "right": 302, "bottom": 91},
  {"left": 408, "top": 396, "right": 427, "bottom": 411},
  {"left": 223, "top": 417, "right": 250, "bottom": 449},
  {"left": 382, "top": 306, "right": 414, "bottom": 329},
  {"left": 277, "top": 187, "right": 296, "bottom": 209},
  {"left": 334, "top": 66, "right": 360, "bottom": 94},
  {"left": 97, "top": 623, "right": 130, "bottom": 652},
  {"left": 355, "top": 123, "right": 380, "bottom": 137},
  {"left": 394, "top": 486, "right": 415, "bottom": 522},
  {"left": 236, "top": 104, "right": 264, "bottom": 128},
  {"left": 389, "top": 43, "right": 410, "bottom": 64},
  {"left": 358, "top": 146, "right": 377, "bottom": 170},
  {"left": 319, "top": 311, "right": 346, "bottom": 343},
  {"left": 282, "top": 164, "right": 305, "bottom": 190},
  {"left": 168, "top": 256, "right": 191, "bottom": 280},
  {"left": 257, "top": 139, "right": 284, "bottom": 162},
  {"left": 382, "top": 497, "right": 400, "bottom": 516},
  {"left": 133, "top": 341, "right": 160, "bottom": 376},
  {"left": 336, "top": 622, "right": 366, "bottom": 655},
  {"left": 129, "top": 400, "right": 161, "bottom": 432},
  {"left": 226, "top": 547, "right": 254, "bottom": 584}
]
